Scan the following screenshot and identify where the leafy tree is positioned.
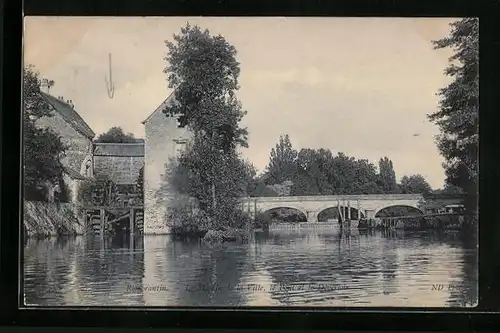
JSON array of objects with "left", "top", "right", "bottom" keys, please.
[
  {"left": 378, "top": 157, "right": 398, "bottom": 193},
  {"left": 250, "top": 181, "right": 279, "bottom": 197},
  {"left": 162, "top": 24, "right": 249, "bottom": 224},
  {"left": 23, "top": 65, "right": 67, "bottom": 201},
  {"left": 95, "top": 126, "right": 138, "bottom": 143},
  {"left": 399, "top": 174, "right": 433, "bottom": 195},
  {"left": 263, "top": 134, "right": 298, "bottom": 185},
  {"left": 428, "top": 18, "right": 478, "bottom": 212},
  {"left": 163, "top": 23, "right": 248, "bottom": 149}
]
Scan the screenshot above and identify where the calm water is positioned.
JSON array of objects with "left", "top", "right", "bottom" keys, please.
[{"left": 23, "top": 228, "right": 478, "bottom": 307}]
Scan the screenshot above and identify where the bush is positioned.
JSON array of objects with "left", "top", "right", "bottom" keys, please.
[
  {"left": 253, "top": 212, "right": 271, "bottom": 229},
  {"left": 167, "top": 196, "right": 211, "bottom": 236},
  {"left": 203, "top": 229, "right": 225, "bottom": 243}
]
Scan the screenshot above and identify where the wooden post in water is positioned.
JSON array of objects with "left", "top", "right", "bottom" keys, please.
[
  {"left": 347, "top": 200, "right": 351, "bottom": 220},
  {"left": 130, "top": 208, "right": 135, "bottom": 237},
  {"left": 100, "top": 209, "right": 105, "bottom": 240},
  {"left": 357, "top": 200, "right": 361, "bottom": 220},
  {"left": 253, "top": 199, "right": 257, "bottom": 220}
]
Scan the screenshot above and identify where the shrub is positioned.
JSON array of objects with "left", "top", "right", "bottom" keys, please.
[
  {"left": 253, "top": 212, "right": 271, "bottom": 229},
  {"left": 167, "top": 196, "right": 211, "bottom": 236}
]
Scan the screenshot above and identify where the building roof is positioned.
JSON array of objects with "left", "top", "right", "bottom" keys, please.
[
  {"left": 41, "top": 92, "right": 95, "bottom": 139},
  {"left": 93, "top": 142, "right": 145, "bottom": 157},
  {"left": 141, "top": 90, "right": 175, "bottom": 125}
]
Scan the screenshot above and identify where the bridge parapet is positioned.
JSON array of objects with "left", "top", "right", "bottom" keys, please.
[{"left": 240, "top": 194, "right": 424, "bottom": 203}]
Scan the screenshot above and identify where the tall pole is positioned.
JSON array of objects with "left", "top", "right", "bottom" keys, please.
[
  {"left": 357, "top": 200, "right": 361, "bottom": 220},
  {"left": 211, "top": 132, "right": 216, "bottom": 211}
]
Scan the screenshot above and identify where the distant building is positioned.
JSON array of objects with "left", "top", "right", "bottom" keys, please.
[
  {"left": 93, "top": 142, "right": 144, "bottom": 184},
  {"left": 142, "top": 92, "right": 192, "bottom": 235},
  {"left": 37, "top": 92, "right": 96, "bottom": 202}
]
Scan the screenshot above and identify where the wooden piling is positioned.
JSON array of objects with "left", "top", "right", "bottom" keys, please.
[
  {"left": 130, "top": 208, "right": 135, "bottom": 237},
  {"left": 100, "top": 209, "right": 105, "bottom": 240}
]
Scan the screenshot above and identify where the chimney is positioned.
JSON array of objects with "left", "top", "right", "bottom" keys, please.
[{"left": 40, "top": 79, "right": 49, "bottom": 94}]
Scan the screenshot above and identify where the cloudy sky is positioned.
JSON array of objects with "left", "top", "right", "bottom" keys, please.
[{"left": 24, "top": 17, "right": 457, "bottom": 189}]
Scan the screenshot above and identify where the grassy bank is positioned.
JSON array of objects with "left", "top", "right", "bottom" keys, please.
[
  {"left": 167, "top": 204, "right": 271, "bottom": 244},
  {"left": 23, "top": 201, "right": 84, "bottom": 239}
]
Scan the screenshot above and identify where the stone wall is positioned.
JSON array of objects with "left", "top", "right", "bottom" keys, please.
[
  {"left": 93, "top": 155, "right": 144, "bottom": 184},
  {"left": 143, "top": 97, "right": 192, "bottom": 234},
  {"left": 36, "top": 111, "right": 93, "bottom": 173},
  {"left": 23, "top": 201, "right": 84, "bottom": 238}
]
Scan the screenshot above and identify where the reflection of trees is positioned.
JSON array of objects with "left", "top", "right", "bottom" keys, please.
[
  {"left": 447, "top": 237, "right": 478, "bottom": 307},
  {"left": 77, "top": 235, "right": 145, "bottom": 305},
  {"left": 256, "top": 230, "right": 364, "bottom": 304},
  {"left": 24, "top": 235, "right": 146, "bottom": 306},
  {"left": 160, "top": 239, "right": 250, "bottom": 306},
  {"left": 24, "top": 238, "right": 72, "bottom": 305},
  {"left": 380, "top": 240, "right": 399, "bottom": 295}
]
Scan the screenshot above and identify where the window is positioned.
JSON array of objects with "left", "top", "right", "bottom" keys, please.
[{"left": 174, "top": 138, "right": 188, "bottom": 155}]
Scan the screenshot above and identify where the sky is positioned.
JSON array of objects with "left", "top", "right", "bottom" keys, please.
[{"left": 24, "top": 17, "right": 458, "bottom": 189}]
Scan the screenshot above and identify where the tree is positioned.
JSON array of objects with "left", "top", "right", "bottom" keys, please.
[
  {"left": 428, "top": 18, "right": 478, "bottom": 212},
  {"left": 163, "top": 24, "right": 249, "bottom": 223},
  {"left": 399, "top": 174, "right": 433, "bottom": 195},
  {"left": 378, "top": 157, "right": 397, "bottom": 193},
  {"left": 263, "top": 134, "right": 298, "bottom": 185},
  {"left": 23, "top": 65, "right": 67, "bottom": 201},
  {"left": 95, "top": 126, "right": 138, "bottom": 143},
  {"left": 163, "top": 24, "right": 248, "bottom": 148}
]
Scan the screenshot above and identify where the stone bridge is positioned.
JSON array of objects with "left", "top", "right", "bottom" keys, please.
[{"left": 240, "top": 194, "right": 424, "bottom": 222}]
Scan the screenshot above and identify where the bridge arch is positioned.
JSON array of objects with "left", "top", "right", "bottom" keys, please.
[
  {"left": 317, "top": 206, "right": 365, "bottom": 222},
  {"left": 374, "top": 205, "right": 424, "bottom": 218},
  {"left": 260, "top": 206, "right": 308, "bottom": 223}
]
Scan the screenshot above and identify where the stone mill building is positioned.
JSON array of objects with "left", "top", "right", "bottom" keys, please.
[
  {"left": 35, "top": 89, "right": 190, "bottom": 234},
  {"left": 141, "top": 92, "right": 192, "bottom": 235}
]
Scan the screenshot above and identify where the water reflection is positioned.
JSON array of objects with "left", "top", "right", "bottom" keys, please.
[{"left": 23, "top": 229, "right": 477, "bottom": 307}]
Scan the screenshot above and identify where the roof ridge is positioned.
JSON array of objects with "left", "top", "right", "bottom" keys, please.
[
  {"left": 141, "top": 89, "right": 176, "bottom": 125},
  {"left": 41, "top": 92, "right": 96, "bottom": 139}
]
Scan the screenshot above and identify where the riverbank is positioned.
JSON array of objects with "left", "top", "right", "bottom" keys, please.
[
  {"left": 358, "top": 215, "right": 477, "bottom": 232},
  {"left": 23, "top": 201, "right": 84, "bottom": 238}
]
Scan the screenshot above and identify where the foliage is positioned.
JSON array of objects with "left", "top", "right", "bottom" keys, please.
[
  {"left": 260, "top": 135, "right": 434, "bottom": 196},
  {"left": 432, "top": 184, "right": 464, "bottom": 195},
  {"left": 163, "top": 23, "right": 248, "bottom": 149},
  {"left": 167, "top": 196, "right": 211, "bottom": 236},
  {"left": 428, "top": 18, "right": 478, "bottom": 212},
  {"left": 253, "top": 212, "right": 272, "bottom": 229},
  {"left": 378, "top": 157, "right": 398, "bottom": 193},
  {"left": 250, "top": 180, "right": 279, "bottom": 197},
  {"left": 162, "top": 24, "right": 251, "bottom": 231},
  {"left": 263, "top": 134, "right": 298, "bottom": 185},
  {"left": 290, "top": 149, "right": 385, "bottom": 195},
  {"left": 23, "top": 65, "right": 67, "bottom": 201},
  {"left": 399, "top": 174, "right": 433, "bottom": 195},
  {"left": 95, "top": 126, "right": 139, "bottom": 143}
]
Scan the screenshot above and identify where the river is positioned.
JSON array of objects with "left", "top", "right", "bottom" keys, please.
[{"left": 23, "top": 228, "right": 477, "bottom": 307}]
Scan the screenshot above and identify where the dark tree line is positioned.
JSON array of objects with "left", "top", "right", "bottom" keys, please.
[
  {"left": 95, "top": 126, "right": 142, "bottom": 143},
  {"left": 428, "top": 18, "right": 478, "bottom": 213},
  {"left": 255, "top": 134, "right": 433, "bottom": 197}
]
